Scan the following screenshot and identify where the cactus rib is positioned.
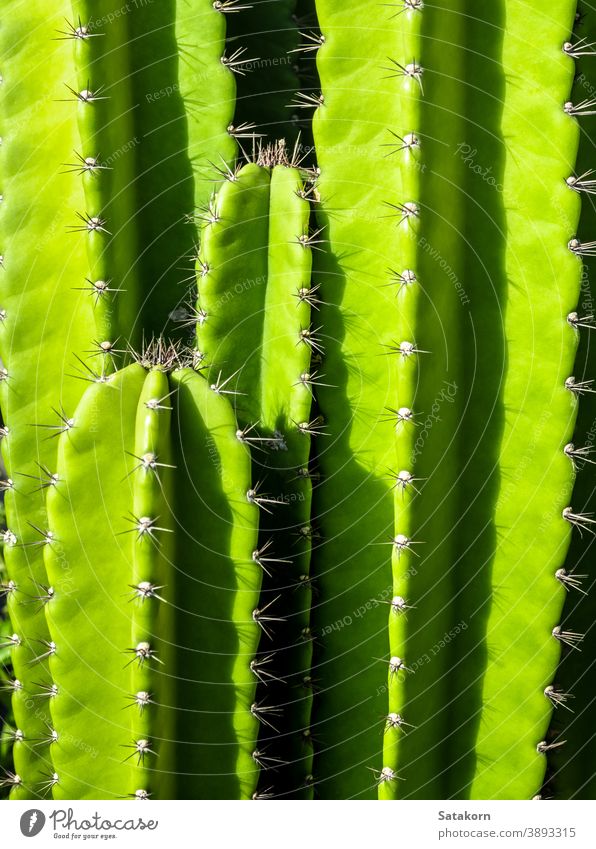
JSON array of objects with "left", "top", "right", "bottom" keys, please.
[
  {"left": 43, "top": 364, "right": 148, "bottom": 798},
  {"left": 308, "top": 0, "right": 402, "bottom": 799},
  {"left": 167, "top": 369, "right": 261, "bottom": 799},
  {"left": 470, "top": 0, "right": 582, "bottom": 799},
  {"left": 0, "top": 1, "right": 97, "bottom": 798}
]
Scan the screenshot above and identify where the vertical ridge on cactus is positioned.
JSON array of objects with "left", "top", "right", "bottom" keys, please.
[
  {"left": 44, "top": 364, "right": 147, "bottom": 798},
  {"left": 393, "top": 0, "right": 469, "bottom": 800},
  {"left": 381, "top": 0, "right": 424, "bottom": 803},
  {"left": 128, "top": 368, "right": 174, "bottom": 799},
  {"left": 167, "top": 369, "right": 261, "bottom": 800},
  {"left": 70, "top": 0, "right": 141, "bottom": 347},
  {"left": 308, "top": 0, "right": 402, "bottom": 800},
  {"left": 2, "top": 0, "right": 596, "bottom": 802},
  {"left": 543, "top": 2, "right": 596, "bottom": 801},
  {"left": 225, "top": 0, "right": 303, "bottom": 144}
]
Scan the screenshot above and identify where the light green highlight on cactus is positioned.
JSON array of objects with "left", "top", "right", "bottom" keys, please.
[
  {"left": 197, "top": 161, "right": 271, "bottom": 412},
  {"left": 382, "top": 0, "right": 424, "bottom": 802},
  {"left": 1, "top": 0, "right": 595, "bottom": 804},
  {"left": 129, "top": 368, "right": 173, "bottom": 797}
]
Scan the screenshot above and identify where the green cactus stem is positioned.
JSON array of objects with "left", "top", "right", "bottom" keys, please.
[
  {"left": 0, "top": 1, "right": 97, "bottom": 798},
  {"left": 43, "top": 363, "right": 150, "bottom": 798},
  {"left": 1, "top": 0, "right": 596, "bottom": 804},
  {"left": 225, "top": 0, "right": 302, "bottom": 144},
  {"left": 308, "top": 0, "right": 402, "bottom": 800},
  {"left": 69, "top": 0, "right": 239, "bottom": 341}
]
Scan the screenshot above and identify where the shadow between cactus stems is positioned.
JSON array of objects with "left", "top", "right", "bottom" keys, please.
[{"left": 307, "top": 248, "right": 394, "bottom": 799}]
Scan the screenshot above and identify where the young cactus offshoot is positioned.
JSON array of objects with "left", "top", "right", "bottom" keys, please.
[{"left": 1, "top": 0, "right": 596, "bottom": 801}]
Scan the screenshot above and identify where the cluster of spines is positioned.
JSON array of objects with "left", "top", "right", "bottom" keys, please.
[{"left": 0, "top": 11, "right": 90, "bottom": 798}]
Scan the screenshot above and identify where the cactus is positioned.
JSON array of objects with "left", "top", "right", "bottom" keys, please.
[
  {"left": 196, "top": 146, "right": 317, "bottom": 797},
  {"left": 225, "top": 0, "right": 302, "bottom": 144},
  {"left": 2, "top": 0, "right": 596, "bottom": 802},
  {"left": 0, "top": 0, "right": 95, "bottom": 798},
  {"left": 40, "top": 359, "right": 260, "bottom": 799},
  {"left": 550, "top": 2, "right": 596, "bottom": 800}
]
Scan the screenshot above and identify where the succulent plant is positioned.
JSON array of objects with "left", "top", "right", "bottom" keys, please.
[{"left": 1, "top": 0, "right": 596, "bottom": 802}]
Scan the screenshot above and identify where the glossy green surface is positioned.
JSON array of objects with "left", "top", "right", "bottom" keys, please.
[
  {"left": 44, "top": 364, "right": 146, "bottom": 798},
  {"left": 226, "top": 0, "right": 301, "bottom": 143},
  {"left": 310, "top": 0, "right": 401, "bottom": 799}
]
